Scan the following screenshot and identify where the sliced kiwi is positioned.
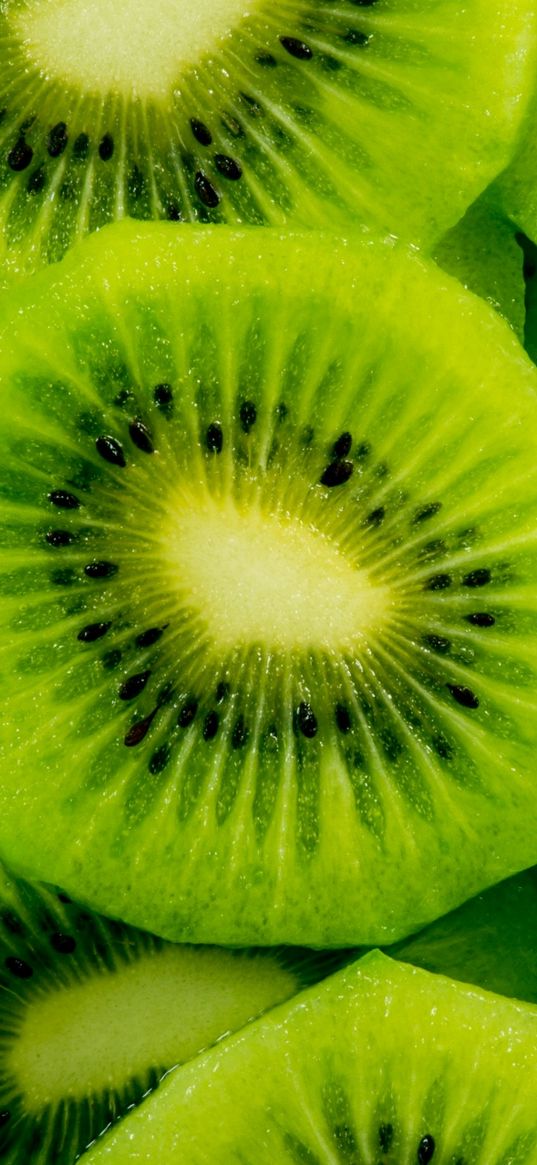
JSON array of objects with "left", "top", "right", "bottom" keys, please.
[
  {"left": 0, "top": 0, "right": 534, "bottom": 278},
  {"left": 385, "top": 866, "right": 537, "bottom": 1005},
  {"left": 0, "top": 858, "right": 339, "bottom": 1164},
  {"left": 433, "top": 192, "right": 525, "bottom": 339},
  {"left": 78, "top": 949, "right": 537, "bottom": 1163},
  {"left": 494, "top": 84, "right": 537, "bottom": 246},
  {"left": 0, "top": 222, "right": 537, "bottom": 946}
]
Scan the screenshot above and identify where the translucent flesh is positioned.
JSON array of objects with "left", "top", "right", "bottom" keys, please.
[
  {"left": 0, "top": 224, "right": 536, "bottom": 947},
  {"left": 0, "top": 0, "right": 533, "bottom": 279},
  {"left": 80, "top": 951, "right": 537, "bottom": 1164}
]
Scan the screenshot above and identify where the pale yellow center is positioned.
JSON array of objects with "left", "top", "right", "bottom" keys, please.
[
  {"left": 13, "top": 0, "right": 254, "bottom": 102},
  {"left": 160, "top": 496, "right": 389, "bottom": 652},
  {"left": 6, "top": 946, "right": 296, "bottom": 1107}
]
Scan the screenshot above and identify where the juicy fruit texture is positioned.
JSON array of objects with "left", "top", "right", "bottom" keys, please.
[
  {"left": 0, "top": 223, "right": 537, "bottom": 946},
  {"left": 495, "top": 87, "right": 537, "bottom": 246},
  {"left": 78, "top": 951, "right": 537, "bottom": 1163},
  {"left": 387, "top": 867, "right": 537, "bottom": 1005},
  {"left": 433, "top": 193, "right": 525, "bottom": 339},
  {"left": 0, "top": 0, "right": 534, "bottom": 278},
  {"left": 0, "top": 860, "right": 327, "bottom": 1164}
]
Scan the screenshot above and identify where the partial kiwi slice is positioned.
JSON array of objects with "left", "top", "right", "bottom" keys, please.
[
  {"left": 0, "top": 0, "right": 534, "bottom": 277},
  {"left": 433, "top": 193, "right": 525, "bottom": 339},
  {"left": 79, "top": 950, "right": 537, "bottom": 1163},
  {"left": 0, "top": 859, "right": 337, "bottom": 1164},
  {"left": 0, "top": 222, "right": 537, "bottom": 947},
  {"left": 382, "top": 867, "right": 537, "bottom": 1005}
]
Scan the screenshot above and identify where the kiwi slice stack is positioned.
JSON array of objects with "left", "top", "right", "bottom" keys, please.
[
  {"left": 0, "top": 0, "right": 534, "bottom": 281},
  {"left": 0, "top": 857, "right": 341, "bottom": 1163},
  {"left": 80, "top": 952, "right": 537, "bottom": 1163}
]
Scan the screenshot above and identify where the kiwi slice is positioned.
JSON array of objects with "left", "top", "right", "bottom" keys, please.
[
  {"left": 0, "top": 858, "right": 338, "bottom": 1164},
  {"left": 77, "top": 949, "right": 537, "bottom": 1163},
  {"left": 0, "top": 222, "right": 537, "bottom": 947},
  {"left": 0, "top": 0, "right": 534, "bottom": 278},
  {"left": 386, "top": 867, "right": 537, "bottom": 1005},
  {"left": 433, "top": 193, "right": 525, "bottom": 339}
]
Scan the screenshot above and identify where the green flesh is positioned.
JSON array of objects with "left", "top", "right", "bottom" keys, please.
[
  {"left": 495, "top": 83, "right": 537, "bottom": 246},
  {"left": 0, "top": 223, "right": 537, "bottom": 946},
  {"left": 434, "top": 192, "right": 525, "bottom": 339},
  {"left": 0, "top": 0, "right": 533, "bottom": 279},
  {"left": 0, "top": 860, "right": 331, "bottom": 1164},
  {"left": 384, "top": 867, "right": 537, "bottom": 1005},
  {"left": 79, "top": 950, "right": 537, "bottom": 1163}
]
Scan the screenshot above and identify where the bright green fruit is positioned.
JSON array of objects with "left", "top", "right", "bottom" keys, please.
[
  {"left": 0, "top": 223, "right": 536, "bottom": 946},
  {"left": 0, "top": 859, "right": 334, "bottom": 1164},
  {"left": 81, "top": 950, "right": 537, "bottom": 1163},
  {"left": 0, "top": 0, "right": 534, "bottom": 277}
]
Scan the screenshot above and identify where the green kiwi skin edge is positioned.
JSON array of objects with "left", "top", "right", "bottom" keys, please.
[{"left": 1, "top": 223, "right": 537, "bottom": 948}]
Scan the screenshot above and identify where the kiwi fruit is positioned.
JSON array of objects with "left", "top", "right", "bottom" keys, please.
[
  {"left": 0, "top": 221, "right": 537, "bottom": 948},
  {"left": 0, "top": 0, "right": 534, "bottom": 280},
  {"left": 0, "top": 857, "right": 341, "bottom": 1164},
  {"left": 433, "top": 193, "right": 525, "bottom": 339},
  {"left": 76, "top": 949, "right": 537, "bottom": 1163},
  {"left": 378, "top": 867, "right": 537, "bottom": 1005}
]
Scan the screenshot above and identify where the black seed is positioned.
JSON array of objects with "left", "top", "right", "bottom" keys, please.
[
  {"left": 135, "top": 627, "right": 165, "bottom": 649},
  {"left": 256, "top": 52, "right": 277, "bottom": 67},
  {"left": 332, "top": 431, "right": 352, "bottom": 458},
  {"left": 73, "top": 132, "right": 90, "bottom": 159},
  {"left": 433, "top": 735, "right": 453, "bottom": 761},
  {"left": 27, "top": 164, "right": 45, "bottom": 193},
  {"left": 466, "top": 612, "right": 495, "bottom": 628},
  {"left": 216, "top": 681, "right": 230, "bottom": 703},
  {"left": 206, "top": 422, "right": 223, "bottom": 453},
  {"left": 154, "top": 383, "right": 173, "bottom": 412},
  {"left": 47, "top": 121, "right": 68, "bottom": 158},
  {"left": 423, "top": 634, "right": 450, "bottom": 654},
  {"left": 84, "top": 561, "right": 118, "bottom": 579},
  {"left": 51, "top": 932, "right": 76, "bottom": 954},
  {"left": 463, "top": 567, "right": 491, "bottom": 588},
  {"left": 296, "top": 701, "right": 318, "bottom": 738},
  {"left": 102, "top": 649, "right": 122, "bottom": 670},
  {"left": 378, "top": 1124, "right": 394, "bottom": 1152},
  {"left": 232, "top": 716, "right": 248, "bottom": 749},
  {"left": 166, "top": 202, "right": 183, "bottom": 221},
  {"left": 178, "top": 697, "right": 198, "bottom": 727},
  {"left": 98, "top": 133, "right": 114, "bottom": 161},
  {"left": 129, "top": 418, "right": 154, "bottom": 454},
  {"left": 203, "top": 711, "right": 219, "bottom": 740},
  {"left": 149, "top": 744, "right": 171, "bottom": 775},
  {"left": 190, "top": 118, "right": 212, "bottom": 146},
  {"left": 418, "top": 1135, "right": 436, "bottom": 1165},
  {"left": 240, "top": 400, "right": 257, "bottom": 433},
  {"left": 424, "top": 573, "right": 452, "bottom": 591},
  {"left": 447, "top": 684, "right": 479, "bottom": 710},
  {"left": 214, "top": 153, "right": 242, "bottom": 180},
  {"left": 195, "top": 171, "right": 220, "bottom": 207},
  {"left": 365, "top": 505, "right": 385, "bottom": 528},
  {"left": 0, "top": 1111, "right": 11, "bottom": 1128},
  {"left": 344, "top": 28, "right": 371, "bottom": 45},
  {"left": 413, "top": 502, "right": 442, "bottom": 524},
  {"left": 335, "top": 703, "right": 351, "bottom": 733},
  {"left": 77, "top": 621, "right": 112, "bottom": 643},
  {"left": 5, "top": 955, "right": 33, "bottom": 979},
  {"left": 49, "top": 489, "right": 80, "bottom": 509},
  {"left": 2, "top": 911, "right": 22, "bottom": 934},
  {"left": 119, "top": 670, "right": 151, "bottom": 701},
  {"left": 46, "top": 529, "right": 74, "bottom": 547},
  {"left": 125, "top": 710, "right": 156, "bottom": 747},
  {"left": 57, "top": 892, "right": 72, "bottom": 903},
  {"left": 280, "top": 36, "right": 313, "bottom": 60},
  {"left": 320, "top": 459, "right": 353, "bottom": 487},
  {"left": 8, "top": 137, "right": 33, "bottom": 171},
  {"left": 96, "top": 434, "right": 126, "bottom": 467}
]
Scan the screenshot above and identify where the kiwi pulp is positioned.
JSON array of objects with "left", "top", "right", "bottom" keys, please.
[
  {"left": 0, "top": 0, "right": 534, "bottom": 278},
  {"left": 0, "top": 222, "right": 536, "bottom": 947}
]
